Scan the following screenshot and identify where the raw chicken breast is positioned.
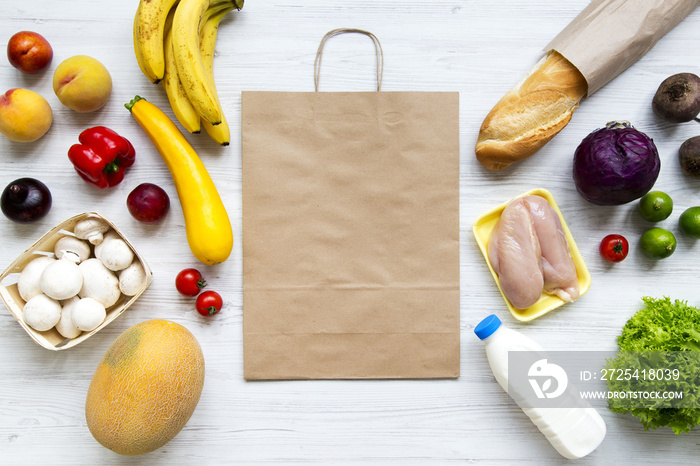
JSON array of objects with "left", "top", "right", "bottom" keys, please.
[
  {"left": 526, "top": 195, "right": 580, "bottom": 302},
  {"left": 487, "top": 194, "right": 580, "bottom": 309},
  {"left": 488, "top": 197, "right": 544, "bottom": 309}
]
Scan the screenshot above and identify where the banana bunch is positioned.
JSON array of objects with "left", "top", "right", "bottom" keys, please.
[{"left": 133, "top": 0, "right": 243, "bottom": 145}]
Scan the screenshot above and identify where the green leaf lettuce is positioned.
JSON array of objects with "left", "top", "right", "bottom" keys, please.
[{"left": 605, "top": 297, "right": 700, "bottom": 434}]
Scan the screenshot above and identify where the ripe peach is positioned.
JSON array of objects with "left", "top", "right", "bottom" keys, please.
[
  {"left": 0, "top": 88, "right": 53, "bottom": 142},
  {"left": 7, "top": 31, "right": 53, "bottom": 74},
  {"left": 53, "top": 55, "right": 112, "bottom": 113}
]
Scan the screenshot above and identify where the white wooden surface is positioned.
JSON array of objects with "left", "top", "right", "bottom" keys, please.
[{"left": 2, "top": 1, "right": 700, "bottom": 464}]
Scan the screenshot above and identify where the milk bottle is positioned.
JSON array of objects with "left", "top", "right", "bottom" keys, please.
[{"left": 474, "top": 314, "right": 606, "bottom": 459}]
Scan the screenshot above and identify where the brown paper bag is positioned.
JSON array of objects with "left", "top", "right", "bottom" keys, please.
[{"left": 241, "top": 29, "right": 460, "bottom": 380}]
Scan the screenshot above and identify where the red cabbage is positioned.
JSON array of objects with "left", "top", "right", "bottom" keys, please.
[{"left": 573, "top": 121, "right": 660, "bottom": 206}]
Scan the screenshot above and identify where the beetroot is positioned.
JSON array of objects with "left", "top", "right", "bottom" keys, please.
[
  {"left": 679, "top": 136, "right": 700, "bottom": 177},
  {"left": 652, "top": 73, "right": 700, "bottom": 123}
]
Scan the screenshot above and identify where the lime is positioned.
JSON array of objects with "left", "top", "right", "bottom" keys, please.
[
  {"left": 640, "top": 227, "right": 677, "bottom": 260},
  {"left": 638, "top": 190, "right": 673, "bottom": 222},
  {"left": 679, "top": 206, "right": 700, "bottom": 239}
]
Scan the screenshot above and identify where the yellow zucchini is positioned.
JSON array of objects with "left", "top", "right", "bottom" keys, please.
[{"left": 125, "top": 95, "right": 233, "bottom": 265}]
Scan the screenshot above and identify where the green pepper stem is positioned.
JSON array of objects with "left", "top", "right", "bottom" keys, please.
[
  {"left": 103, "top": 161, "right": 120, "bottom": 174},
  {"left": 124, "top": 95, "right": 145, "bottom": 113}
]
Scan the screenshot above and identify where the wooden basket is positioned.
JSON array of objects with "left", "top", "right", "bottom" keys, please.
[{"left": 0, "top": 212, "right": 153, "bottom": 350}]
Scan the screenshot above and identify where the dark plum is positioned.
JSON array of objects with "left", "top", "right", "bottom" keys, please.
[
  {"left": 1, "top": 177, "right": 51, "bottom": 223},
  {"left": 127, "top": 183, "right": 170, "bottom": 224}
]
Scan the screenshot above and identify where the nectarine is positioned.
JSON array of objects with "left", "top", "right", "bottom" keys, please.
[
  {"left": 53, "top": 55, "right": 112, "bottom": 113},
  {"left": 7, "top": 31, "right": 53, "bottom": 74},
  {"left": 0, "top": 88, "right": 52, "bottom": 142}
]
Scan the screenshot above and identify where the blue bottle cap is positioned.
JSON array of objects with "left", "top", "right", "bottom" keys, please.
[{"left": 474, "top": 314, "right": 501, "bottom": 340}]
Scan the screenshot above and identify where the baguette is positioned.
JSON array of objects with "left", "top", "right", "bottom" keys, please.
[{"left": 475, "top": 50, "right": 588, "bottom": 171}]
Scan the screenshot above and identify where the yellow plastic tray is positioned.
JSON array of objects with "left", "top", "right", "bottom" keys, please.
[{"left": 472, "top": 188, "right": 590, "bottom": 322}]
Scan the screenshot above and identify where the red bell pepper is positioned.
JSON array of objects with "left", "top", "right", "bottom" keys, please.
[{"left": 68, "top": 126, "right": 136, "bottom": 189}]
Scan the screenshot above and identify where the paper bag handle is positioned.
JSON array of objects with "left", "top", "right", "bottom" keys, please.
[{"left": 314, "top": 28, "right": 384, "bottom": 91}]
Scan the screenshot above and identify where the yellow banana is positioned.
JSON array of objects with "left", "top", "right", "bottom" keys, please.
[
  {"left": 171, "top": 0, "right": 243, "bottom": 125},
  {"left": 199, "top": 3, "right": 234, "bottom": 145},
  {"left": 125, "top": 96, "right": 233, "bottom": 265},
  {"left": 160, "top": 1, "right": 233, "bottom": 134},
  {"left": 162, "top": 11, "right": 201, "bottom": 133},
  {"left": 132, "top": 17, "right": 151, "bottom": 81},
  {"left": 199, "top": 1, "right": 234, "bottom": 42},
  {"left": 171, "top": 0, "right": 222, "bottom": 125},
  {"left": 133, "top": 0, "right": 180, "bottom": 84}
]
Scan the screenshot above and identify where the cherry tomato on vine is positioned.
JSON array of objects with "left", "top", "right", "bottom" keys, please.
[
  {"left": 599, "top": 234, "right": 629, "bottom": 263},
  {"left": 175, "top": 268, "right": 207, "bottom": 297},
  {"left": 196, "top": 290, "right": 223, "bottom": 317}
]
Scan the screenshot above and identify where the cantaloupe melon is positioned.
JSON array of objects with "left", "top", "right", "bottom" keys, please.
[{"left": 85, "top": 319, "right": 205, "bottom": 455}]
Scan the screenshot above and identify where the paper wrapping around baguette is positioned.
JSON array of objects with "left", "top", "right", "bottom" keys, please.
[
  {"left": 547, "top": 0, "right": 700, "bottom": 96},
  {"left": 475, "top": 51, "right": 588, "bottom": 171}
]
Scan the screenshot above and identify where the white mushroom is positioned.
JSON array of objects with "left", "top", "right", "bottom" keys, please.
[
  {"left": 73, "top": 218, "right": 110, "bottom": 245},
  {"left": 55, "top": 296, "right": 82, "bottom": 339},
  {"left": 78, "top": 258, "right": 120, "bottom": 308},
  {"left": 119, "top": 261, "right": 147, "bottom": 296},
  {"left": 71, "top": 297, "right": 106, "bottom": 332},
  {"left": 23, "top": 294, "right": 62, "bottom": 331},
  {"left": 94, "top": 231, "right": 134, "bottom": 272},
  {"left": 54, "top": 236, "right": 91, "bottom": 263},
  {"left": 39, "top": 253, "right": 83, "bottom": 300},
  {"left": 17, "top": 255, "right": 56, "bottom": 302}
]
